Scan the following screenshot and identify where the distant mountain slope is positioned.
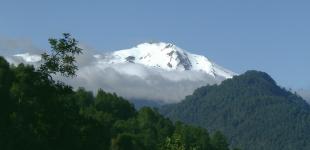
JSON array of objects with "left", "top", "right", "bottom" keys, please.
[
  {"left": 160, "top": 71, "right": 310, "bottom": 150},
  {"left": 6, "top": 42, "right": 236, "bottom": 104}
]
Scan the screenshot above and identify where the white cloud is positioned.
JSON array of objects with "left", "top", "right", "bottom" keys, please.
[
  {"left": 14, "top": 53, "right": 41, "bottom": 62},
  {"left": 1, "top": 37, "right": 228, "bottom": 104},
  {"left": 6, "top": 49, "right": 220, "bottom": 104},
  {"left": 61, "top": 62, "right": 218, "bottom": 103}
]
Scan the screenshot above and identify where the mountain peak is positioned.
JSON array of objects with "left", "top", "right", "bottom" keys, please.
[
  {"left": 236, "top": 70, "right": 277, "bottom": 86},
  {"left": 218, "top": 70, "right": 291, "bottom": 98},
  {"left": 136, "top": 42, "right": 177, "bottom": 49},
  {"left": 107, "top": 42, "right": 236, "bottom": 79},
  {"left": 133, "top": 42, "right": 186, "bottom": 56}
]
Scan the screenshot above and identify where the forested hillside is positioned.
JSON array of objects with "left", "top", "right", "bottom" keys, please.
[
  {"left": 0, "top": 55, "right": 239, "bottom": 150},
  {"left": 161, "top": 71, "right": 310, "bottom": 150}
]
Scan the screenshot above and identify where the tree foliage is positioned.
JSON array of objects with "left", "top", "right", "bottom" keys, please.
[
  {"left": 0, "top": 54, "right": 235, "bottom": 150},
  {"left": 39, "top": 33, "right": 82, "bottom": 78},
  {"left": 161, "top": 70, "right": 310, "bottom": 150}
]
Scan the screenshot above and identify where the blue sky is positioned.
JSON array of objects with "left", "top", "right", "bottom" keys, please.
[{"left": 0, "top": 0, "right": 309, "bottom": 89}]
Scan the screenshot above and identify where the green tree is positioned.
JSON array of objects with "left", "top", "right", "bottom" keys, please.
[
  {"left": 39, "top": 33, "right": 83, "bottom": 78},
  {"left": 211, "top": 131, "right": 229, "bottom": 150},
  {"left": 95, "top": 89, "right": 136, "bottom": 120},
  {"left": 0, "top": 57, "right": 14, "bottom": 148},
  {"left": 162, "top": 134, "right": 185, "bottom": 150},
  {"left": 111, "top": 133, "right": 143, "bottom": 150},
  {"left": 173, "top": 122, "right": 212, "bottom": 150}
]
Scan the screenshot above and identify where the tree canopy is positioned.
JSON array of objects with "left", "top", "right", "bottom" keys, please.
[{"left": 161, "top": 71, "right": 310, "bottom": 150}]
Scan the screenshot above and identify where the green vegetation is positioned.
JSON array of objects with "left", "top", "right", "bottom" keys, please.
[
  {"left": 39, "top": 33, "right": 82, "bottom": 78},
  {"left": 0, "top": 34, "right": 236, "bottom": 150},
  {"left": 0, "top": 56, "right": 237, "bottom": 150},
  {"left": 161, "top": 71, "right": 310, "bottom": 150}
]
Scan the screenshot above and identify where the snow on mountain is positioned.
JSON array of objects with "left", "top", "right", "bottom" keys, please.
[
  {"left": 6, "top": 42, "right": 237, "bottom": 104},
  {"left": 97, "top": 42, "right": 236, "bottom": 79}
]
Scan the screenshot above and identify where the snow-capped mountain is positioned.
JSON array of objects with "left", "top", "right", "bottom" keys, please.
[
  {"left": 7, "top": 42, "right": 237, "bottom": 104},
  {"left": 97, "top": 42, "right": 236, "bottom": 79}
]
